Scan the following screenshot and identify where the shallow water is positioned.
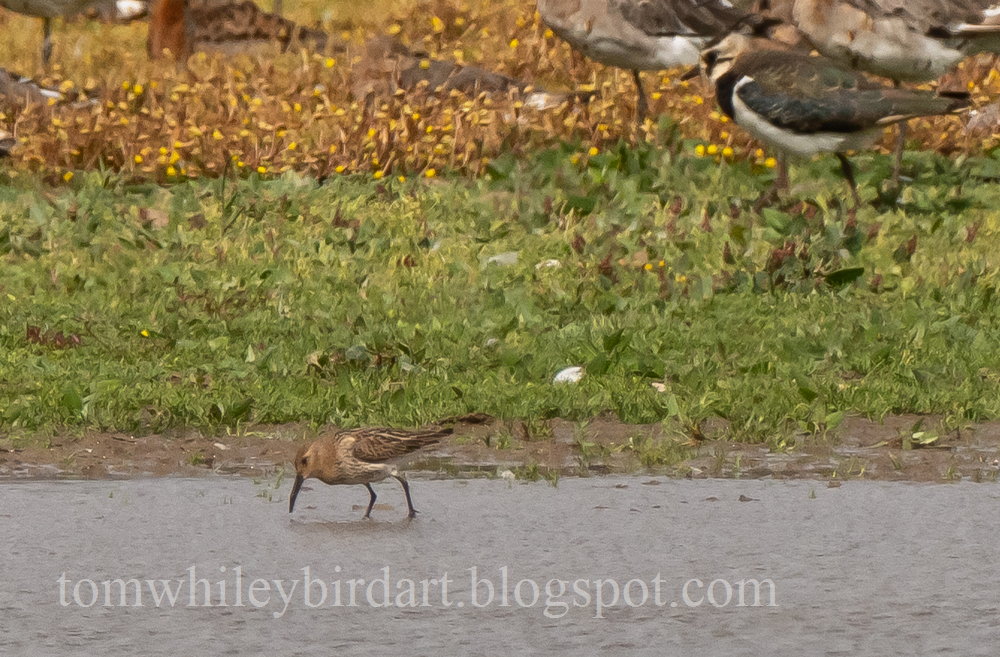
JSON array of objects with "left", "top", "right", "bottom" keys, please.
[{"left": 2, "top": 475, "right": 998, "bottom": 655}]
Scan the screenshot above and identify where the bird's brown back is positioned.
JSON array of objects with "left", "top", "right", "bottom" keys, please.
[
  {"left": 343, "top": 427, "right": 451, "bottom": 464},
  {"left": 148, "top": 0, "right": 335, "bottom": 59}
]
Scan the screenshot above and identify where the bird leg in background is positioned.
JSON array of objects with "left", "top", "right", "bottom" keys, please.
[
  {"left": 776, "top": 154, "right": 789, "bottom": 191},
  {"left": 42, "top": 17, "right": 53, "bottom": 67},
  {"left": 363, "top": 483, "right": 377, "bottom": 519},
  {"left": 393, "top": 474, "right": 418, "bottom": 518},
  {"left": 836, "top": 153, "right": 862, "bottom": 209},
  {"left": 892, "top": 122, "right": 907, "bottom": 186},
  {"left": 632, "top": 69, "right": 648, "bottom": 124},
  {"left": 891, "top": 80, "right": 906, "bottom": 186},
  {"left": 272, "top": 0, "right": 281, "bottom": 15}
]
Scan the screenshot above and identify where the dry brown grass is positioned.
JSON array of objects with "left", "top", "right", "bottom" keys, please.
[{"left": 1, "top": 0, "right": 999, "bottom": 182}]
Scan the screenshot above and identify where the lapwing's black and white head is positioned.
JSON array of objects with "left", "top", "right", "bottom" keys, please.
[
  {"left": 699, "top": 32, "right": 751, "bottom": 86},
  {"left": 698, "top": 13, "right": 791, "bottom": 86}
]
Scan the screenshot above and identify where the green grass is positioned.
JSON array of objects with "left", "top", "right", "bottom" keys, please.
[{"left": 4, "top": 137, "right": 1000, "bottom": 447}]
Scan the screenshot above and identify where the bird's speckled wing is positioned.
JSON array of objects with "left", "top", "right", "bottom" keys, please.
[
  {"left": 614, "top": 0, "right": 747, "bottom": 37},
  {"left": 344, "top": 427, "right": 451, "bottom": 463},
  {"left": 185, "top": 0, "right": 330, "bottom": 51},
  {"left": 727, "top": 50, "right": 967, "bottom": 133}
]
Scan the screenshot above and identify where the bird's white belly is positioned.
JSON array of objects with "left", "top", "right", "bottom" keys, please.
[
  {"left": 732, "top": 91, "right": 881, "bottom": 158},
  {"left": 580, "top": 34, "right": 704, "bottom": 70},
  {"left": 550, "top": 21, "right": 704, "bottom": 70}
]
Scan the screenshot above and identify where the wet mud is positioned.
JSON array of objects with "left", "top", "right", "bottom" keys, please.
[{"left": 2, "top": 414, "right": 999, "bottom": 483}]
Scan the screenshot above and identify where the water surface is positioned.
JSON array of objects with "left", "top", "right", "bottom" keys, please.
[{"left": 2, "top": 476, "right": 997, "bottom": 655}]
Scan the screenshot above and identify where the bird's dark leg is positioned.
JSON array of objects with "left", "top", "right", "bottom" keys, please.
[
  {"left": 632, "top": 70, "right": 648, "bottom": 125},
  {"left": 776, "top": 154, "right": 789, "bottom": 192},
  {"left": 836, "top": 153, "right": 862, "bottom": 209},
  {"left": 392, "top": 474, "right": 418, "bottom": 519},
  {"left": 891, "top": 80, "right": 905, "bottom": 185},
  {"left": 42, "top": 18, "right": 53, "bottom": 68},
  {"left": 363, "top": 483, "right": 377, "bottom": 519},
  {"left": 892, "top": 123, "right": 907, "bottom": 185}
]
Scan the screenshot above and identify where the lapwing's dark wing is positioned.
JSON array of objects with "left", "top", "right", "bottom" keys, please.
[
  {"left": 347, "top": 427, "right": 451, "bottom": 463},
  {"left": 614, "top": 0, "right": 747, "bottom": 37},
  {"left": 721, "top": 50, "right": 968, "bottom": 134}
]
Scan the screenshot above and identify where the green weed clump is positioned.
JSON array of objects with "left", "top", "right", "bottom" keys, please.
[{"left": 4, "top": 138, "right": 1000, "bottom": 445}]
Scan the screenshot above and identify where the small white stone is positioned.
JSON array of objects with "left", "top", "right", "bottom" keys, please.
[
  {"left": 213, "top": 442, "right": 228, "bottom": 451},
  {"left": 485, "top": 251, "right": 519, "bottom": 266},
  {"left": 650, "top": 382, "right": 667, "bottom": 393},
  {"left": 499, "top": 469, "right": 516, "bottom": 481},
  {"left": 553, "top": 366, "right": 584, "bottom": 384},
  {"left": 535, "top": 259, "right": 562, "bottom": 269}
]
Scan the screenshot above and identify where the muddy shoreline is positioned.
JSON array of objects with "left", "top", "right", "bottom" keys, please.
[{"left": 2, "top": 414, "right": 999, "bottom": 483}]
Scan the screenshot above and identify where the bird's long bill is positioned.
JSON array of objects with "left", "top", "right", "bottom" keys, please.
[
  {"left": 288, "top": 474, "right": 304, "bottom": 513},
  {"left": 680, "top": 66, "right": 700, "bottom": 81}
]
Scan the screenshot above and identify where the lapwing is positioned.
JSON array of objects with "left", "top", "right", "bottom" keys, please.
[
  {"left": 1, "top": 67, "right": 66, "bottom": 105},
  {"left": 537, "top": 0, "right": 754, "bottom": 122},
  {"left": 350, "top": 36, "right": 594, "bottom": 114},
  {"left": 0, "top": 128, "right": 14, "bottom": 157},
  {"left": 0, "top": 0, "right": 145, "bottom": 65},
  {"left": 147, "top": 0, "right": 333, "bottom": 59},
  {"left": 779, "top": 0, "right": 1000, "bottom": 82},
  {"left": 289, "top": 427, "right": 451, "bottom": 519},
  {"left": 758, "top": 0, "right": 1000, "bottom": 182},
  {"left": 700, "top": 32, "right": 970, "bottom": 206}
]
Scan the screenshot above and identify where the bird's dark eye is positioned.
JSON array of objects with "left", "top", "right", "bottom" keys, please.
[
  {"left": 703, "top": 51, "right": 719, "bottom": 68},
  {"left": 300, "top": 456, "right": 309, "bottom": 466}
]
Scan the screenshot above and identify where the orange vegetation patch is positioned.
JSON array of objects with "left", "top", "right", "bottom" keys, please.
[{"left": 1, "top": 0, "right": 998, "bottom": 182}]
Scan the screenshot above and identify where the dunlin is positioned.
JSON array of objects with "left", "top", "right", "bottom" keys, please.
[{"left": 288, "top": 426, "right": 451, "bottom": 518}]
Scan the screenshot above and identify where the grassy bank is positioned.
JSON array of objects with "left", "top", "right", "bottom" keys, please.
[{"left": 4, "top": 139, "right": 1000, "bottom": 446}]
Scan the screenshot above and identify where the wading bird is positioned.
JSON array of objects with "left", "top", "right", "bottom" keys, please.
[
  {"left": 0, "top": 67, "right": 66, "bottom": 105},
  {"left": 0, "top": 0, "right": 146, "bottom": 65},
  {"left": 0, "top": 129, "right": 14, "bottom": 157},
  {"left": 755, "top": 0, "right": 1000, "bottom": 181},
  {"left": 537, "top": 0, "right": 752, "bottom": 122},
  {"left": 289, "top": 427, "right": 451, "bottom": 519},
  {"left": 700, "top": 32, "right": 970, "bottom": 206},
  {"left": 349, "top": 35, "right": 593, "bottom": 113},
  {"left": 147, "top": 0, "right": 331, "bottom": 59}
]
